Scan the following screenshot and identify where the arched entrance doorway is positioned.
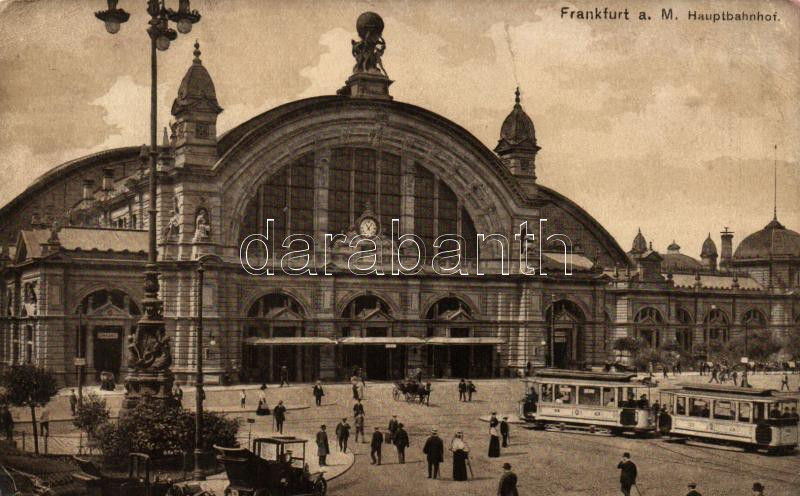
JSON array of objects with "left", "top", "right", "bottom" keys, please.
[
  {"left": 337, "top": 294, "right": 401, "bottom": 380},
  {"left": 77, "top": 289, "right": 140, "bottom": 381},
  {"left": 424, "top": 297, "right": 494, "bottom": 378},
  {"left": 634, "top": 307, "right": 665, "bottom": 348},
  {"left": 242, "top": 293, "right": 321, "bottom": 383},
  {"left": 544, "top": 300, "right": 585, "bottom": 369},
  {"left": 675, "top": 307, "right": 693, "bottom": 354},
  {"left": 741, "top": 308, "right": 767, "bottom": 358}
]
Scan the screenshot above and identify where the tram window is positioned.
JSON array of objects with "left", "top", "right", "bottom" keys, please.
[
  {"left": 753, "top": 403, "right": 765, "bottom": 421},
  {"left": 676, "top": 397, "right": 686, "bottom": 415},
  {"left": 713, "top": 400, "right": 734, "bottom": 421},
  {"left": 768, "top": 403, "right": 783, "bottom": 419},
  {"left": 579, "top": 387, "right": 601, "bottom": 406},
  {"left": 738, "top": 402, "right": 752, "bottom": 423},
  {"left": 555, "top": 385, "right": 576, "bottom": 404},
  {"left": 601, "top": 387, "right": 616, "bottom": 407},
  {"left": 540, "top": 384, "right": 553, "bottom": 402},
  {"left": 689, "top": 398, "right": 710, "bottom": 418}
]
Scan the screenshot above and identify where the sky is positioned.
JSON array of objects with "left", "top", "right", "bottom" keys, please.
[{"left": 0, "top": 0, "right": 798, "bottom": 255}]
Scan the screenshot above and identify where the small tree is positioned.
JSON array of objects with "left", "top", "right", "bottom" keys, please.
[
  {"left": 0, "top": 365, "right": 58, "bottom": 454},
  {"left": 73, "top": 392, "right": 111, "bottom": 439}
]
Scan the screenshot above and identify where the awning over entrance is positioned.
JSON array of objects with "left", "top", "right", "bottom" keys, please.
[
  {"left": 425, "top": 337, "right": 506, "bottom": 345},
  {"left": 338, "top": 337, "right": 425, "bottom": 345},
  {"left": 243, "top": 337, "right": 336, "bottom": 346}
]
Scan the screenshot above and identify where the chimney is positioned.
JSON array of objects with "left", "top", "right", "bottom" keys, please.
[
  {"left": 102, "top": 168, "right": 114, "bottom": 191},
  {"left": 720, "top": 227, "right": 734, "bottom": 270},
  {"left": 83, "top": 179, "right": 95, "bottom": 200}
]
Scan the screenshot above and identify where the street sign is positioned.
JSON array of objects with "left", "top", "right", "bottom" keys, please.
[
  {"left": 740, "top": 357, "right": 749, "bottom": 364},
  {"left": 385, "top": 344, "right": 397, "bottom": 349},
  {"left": 74, "top": 357, "right": 87, "bottom": 366}
]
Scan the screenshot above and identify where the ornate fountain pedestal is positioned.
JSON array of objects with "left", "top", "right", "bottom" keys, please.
[{"left": 341, "top": 71, "right": 393, "bottom": 100}]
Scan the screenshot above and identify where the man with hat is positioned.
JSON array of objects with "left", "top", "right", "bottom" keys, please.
[
  {"left": 752, "top": 482, "right": 765, "bottom": 495},
  {"left": 500, "top": 416, "right": 510, "bottom": 447},
  {"left": 393, "top": 422, "right": 410, "bottom": 464},
  {"left": 370, "top": 426, "right": 384, "bottom": 465},
  {"left": 616, "top": 452, "right": 637, "bottom": 496},
  {"left": 686, "top": 482, "right": 701, "bottom": 496},
  {"left": 422, "top": 428, "right": 444, "bottom": 479},
  {"left": 497, "top": 462, "right": 519, "bottom": 496},
  {"left": 316, "top": 425, "right": 329, "bottom": 466}
]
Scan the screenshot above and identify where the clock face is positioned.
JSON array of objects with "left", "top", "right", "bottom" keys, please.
[{"left": 359, "top": 217, "right": 378, "bottom": 236}]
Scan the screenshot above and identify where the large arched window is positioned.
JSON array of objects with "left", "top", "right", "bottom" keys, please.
[
  {"left": 675, "top": 307, "right": 693, "bottom": 353},
  {"left": 741, "top": 308, "right": 767, "bottom": 332},
  {"left": 339, "top": 294, "right": 393, "bottom": 338},
  {"left": 704, "top": 308, "right": 730, "bottom": 344},
  {"left": 245, "top": 293, "right": 306, "bottom": 338},
  {"left": 545, "top": 300, "right": 585, "bottom": 368},
  {"left": 634, "top": 307, "right": 664, "bottom": 348}
]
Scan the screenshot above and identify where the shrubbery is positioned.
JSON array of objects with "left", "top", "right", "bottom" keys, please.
[{"left": 72, "top": 393, "right": 110, "bottom": 439}]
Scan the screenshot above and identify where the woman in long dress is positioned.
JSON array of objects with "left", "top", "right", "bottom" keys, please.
[
  {"left": 488, "top": 425, "right": 501, "bottom": 457},
  {"left": 450, "top": 432, "right": 470, "bottom": 481},
  {"left": 256, "top": 395, "right": 270, "bottom": 416}
]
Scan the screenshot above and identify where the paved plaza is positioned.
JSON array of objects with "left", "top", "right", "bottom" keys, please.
[{"left": 7, "top": 373, "right": 800, "bottom": 495}]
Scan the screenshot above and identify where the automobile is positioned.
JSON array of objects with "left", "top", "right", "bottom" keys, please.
[{"left": 215, "top": 436, "right": 326, "bottom": 496}]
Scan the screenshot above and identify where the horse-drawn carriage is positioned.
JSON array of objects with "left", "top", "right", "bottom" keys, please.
[
  {"left": 214, "top": 436, "right": 326, "bottom": 496},
  {"left": 392, "top": 379, "right": 429, "bottom": 403}
]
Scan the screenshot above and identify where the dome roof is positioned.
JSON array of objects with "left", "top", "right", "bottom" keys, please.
[
  {"left": 701, "top": 233, "right": 717, "bottom": 258},
  {"left": 630, "top": 228, "right": 647, "bottom": 254},
  {"left": 494, "top": 88, "right": 539, "bottom": 155},
  {"left": 733, "top": 217, "right": 800, "bottom": 260},
  {"left": 667, "top": 240, "right": 681, "bottom": 253},
  {"left": 661, "top": 253, "right": 702, "bottom": 273},
  {"left": 171, "top": 42, "right": 222, "bottom": 116}
]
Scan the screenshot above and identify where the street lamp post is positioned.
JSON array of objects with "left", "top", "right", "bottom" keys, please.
[
  {"left": 194, "top": 258, "right": 205, "bottom": 481},
  {"left": 550, "top": 295, "right": 556, "bottom": 367},
  {"left": 94, "top": 0, "right": 202, "bottom": 410}
]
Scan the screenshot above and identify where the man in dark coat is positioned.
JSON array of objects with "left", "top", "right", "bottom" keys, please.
[
  {"left": 69, "top": 390, "right": 78, "bottom": 416},
  {"left": 497, "top": 462, "right": 519, "bottom": 496},
  {"left": 393, "top": 422, "right": 410, "bottom": 464},
  {"left": 370, "top": 426, "right": 384, "bottom": 465},
  {"left": 353, "top": 399, "right": 365, "bottom": 419},
  {"left": 335, "top": 417, "right": 350, "bottom": 453},
  {"left": 280, "top": 365, "right": 289, "bottom": 387},
  {"left": 685, "top": 482, "right": 702, "bottom": 496},
  {"left": 387, "top": 415, "right": 399, "bottom": 444},
  {"left": 458, "top": 379, "right": 467, "bottom": 401},
  {"left": 273, "top": 400, "right": 287, "bottom": 434},
  {"left": 1, "top": 406, "right": 13, "bottom": 441},
  {"left": 313, "top": 381, "right": 324, "bottom": 406},
  {"left": 617, "top": 452, "right": 637, "bottom": 496},
  {"left": 422, "top": 428, "right": 444, "bottom": 479},
  {"left": 500, "top": 417, "right": 510, "bottom": 447},
  {"left": 316, "top": 425, "right": 329, "bottom": 466},
  {"left": 467, "top": 381, "right": 477, "bottom": 401}
]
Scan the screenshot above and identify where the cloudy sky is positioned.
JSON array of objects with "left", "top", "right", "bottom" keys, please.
[{"left": 0, "top": 0, "right": 798, "bottom": 254}]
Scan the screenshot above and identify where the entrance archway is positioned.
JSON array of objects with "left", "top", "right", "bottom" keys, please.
[
  {"left": 634, "top": 307, "right": 665, "bottom": 348},
  {"left": 544, "top": 300, "right": 585, "bottom": 369},
  {"left": 77, "top": 289, "right": 140, "bottom": 381},
  {"left": 337, "top": 294, "right": 398, "bottom": 380}
]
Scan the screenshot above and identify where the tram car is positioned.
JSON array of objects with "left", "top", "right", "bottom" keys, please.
[
  {"left": 658, "top": 384, "right": 799, "bottom": 454},
  {"left": 519, "top": 369, "right": 656, "bottom": 435}
]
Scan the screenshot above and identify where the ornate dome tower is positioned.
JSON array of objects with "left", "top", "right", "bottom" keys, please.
[
  {"left": 700, "top": 233, "right": 718, "bottom": 271},
  {"left": 629, "top": 228, "right": 647, "bottom": 255},
  {"left": 495, "top": 87, "right": 540, "bottom": 187}
]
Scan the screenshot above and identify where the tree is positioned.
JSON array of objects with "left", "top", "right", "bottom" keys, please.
[
  {"left": 73, "top": 392, "right": 110, "bottom": 439},
  {"left": 723, "top": 329, "right": 782, "bottom": 364},
  {"left": 0, "top": 365, "right": 58, "bottom": 454}
]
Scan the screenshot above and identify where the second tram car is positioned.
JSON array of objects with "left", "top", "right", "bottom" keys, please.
[
  {"left": 519, "top": 369, "right": 656, "bottom": 435},
  {"left": 658, "top": 384, "right": 799, "bottom": 454}
]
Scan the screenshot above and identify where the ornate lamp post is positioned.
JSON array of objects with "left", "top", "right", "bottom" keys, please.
[
  {"left": 193, "top": 254, "right": 218, "bottom": 480},
  {"left": 94, "top": 0, "right": 201, "bottom": 410}
]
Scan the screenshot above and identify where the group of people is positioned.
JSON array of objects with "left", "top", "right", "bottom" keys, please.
[{"left": 457, "top": 378, "right": 477, "bottom": 401}]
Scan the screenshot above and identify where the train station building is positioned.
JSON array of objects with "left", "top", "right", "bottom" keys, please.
[{"left": 0, "top": 23, "right": 798, "bottom": 386}]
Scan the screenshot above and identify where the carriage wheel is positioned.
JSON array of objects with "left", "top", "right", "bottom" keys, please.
[{"left": 313, "top": 477, "right": 328, "bottom": 496}]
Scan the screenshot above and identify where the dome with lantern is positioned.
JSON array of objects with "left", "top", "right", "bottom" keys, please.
[{"left": 734, "top": 216, "right": 800, "bottom": 260}]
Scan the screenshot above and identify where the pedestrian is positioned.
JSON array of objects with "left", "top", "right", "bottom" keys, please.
[
  {"left": 352, "top": 381, "right": 360, "bottom": 401},
  {"left": 458, "top": 378, "right": 467, "bottom": 402},
  {"left": 280, "top": 365, "right": 289, "bottom": 387},
  {"left": 273, "top": 400, "right": 287, "bottom": 433},
  {"left": 709, "top": 367, "right": 719, "bottom": 384},
  {"left": 1, "top": 406, "right": 13, "bottom": 441},
  {"left": 497, "top": 462, "right": 519, "bottom": 496},
  {"left": 394, "top": 422, "right": 409, "bottom": 464},
  {"left": 488, "top": 424, "right": 500, "bottom": 457},
  {"left": 526, "top": 361, "right": 532, "bottom": 377},
  {"left": 316, "top": 425, "right": 329, "bottom": 466},
  {"left": 39, "top": 405, "right": 50, "bottom": 437},
  {"left": 732, "top": 370, "right": 739, "bottom": 386},
  {"left": 387, "top": 415, "right": 399, "bottom": 445},
  {"left": 354, "top": 412, "right": 365, "bottom": 443},
  {"left": 424, "top": 381, "right": 432, "bottom": 406},
  {"left": 489, "top": 412, "right": 499, "bottom": 428},
  {"left": 256, "top": 395, "right": 270, "bottom": 416},
  {"left": 741, "top": 368, "right": 751, "bottom": 387},
  {"left": 370, "top": 426, "right": 383, "bottom": 465},
  {"left": 450, "top": 432, "right": 470, "bottom": 481},
  {"left": 240, "top": 389, "right": 246, "bottom": 409},
  {"left": 676, "top": 362, "right": 682, "bottom": 375},
  {"left": 662, "top": 364, "right": 669, "bottom": 378},
  {"left": 175, "top": 384, "right": 183, "bottom": 402},
  {"left": 686, "top": 482, "right": 702, "bottom": 496},
  {"left": 313, "top": 380, "right": 324, "bottom": 406},
  {"left": 500, "top": 416, "right": 510, "bottom": 447},
  {"left": 335, "top": 417, "right": 350, "bottom": 453},
  {"left": 616, "top": 452, "right": 637, "bottom": 496},
  {"left": 781, "top": 373, "right": 790, "bottom": 391},
  {"left": 467, "top": 380, "right": 476, "bottom": 401},
  {"left": 360, "top": 368, "right": 367, "bottom": 398},
  {"left": 353, "top": 399, "right": 365, "bottom": 419},
  {"left": 422, "top": 428, "right": 443, "bottom": 479},
  {"left": 752, "top": 482, "right": 765, "bottom": 495},
  {"left": 69, "top": 389, "right": 78, "bottom": 416}
]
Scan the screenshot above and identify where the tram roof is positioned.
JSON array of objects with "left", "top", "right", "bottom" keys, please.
[
  {"left": 661, "top": 384, "right": 794, "bottom": 400},
  {"left": 527, "top": 369, "right": 642, "bottom": 384}
]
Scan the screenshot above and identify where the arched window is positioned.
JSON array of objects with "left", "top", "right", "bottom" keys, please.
[
  {"left": 339, "top": 294, "right": 392, "bottom": 337},
  {"left": 675, "top": 308, "right": 693, "bottom": 353},
  {"left": 634, "top": 307, "right": 664, "bottom": 348},
  {"left": 425, "top": 297, "right": 482, "bottom": 377},
  {"left": 704, "top": 308, "right": 730, "bottom": 343},
  {"left": 741, "top": 308, "right": 767, "bottom": 329}
]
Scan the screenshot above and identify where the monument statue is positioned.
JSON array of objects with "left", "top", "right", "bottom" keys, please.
[
  {"left": 193, "top": 207, "right": 211, "bottom": 242},
  {"left": 351, "top": 12, "right": 388, "bottom": 77}
]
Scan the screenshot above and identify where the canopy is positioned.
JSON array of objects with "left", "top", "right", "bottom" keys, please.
[
  {"left": 425, "top": 337, "right": 505, "bottom": 345},
  {"left": 338, "top": 337, "right": 425, "bottom": 345},
  {"left": 243, "top": 337, "right": 335, "bottom": 346}
]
